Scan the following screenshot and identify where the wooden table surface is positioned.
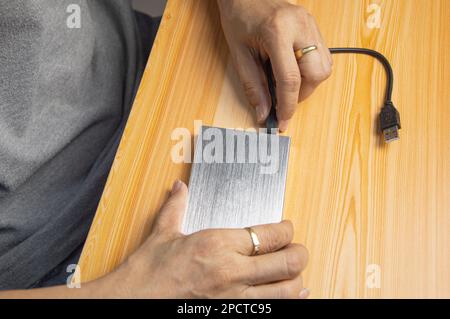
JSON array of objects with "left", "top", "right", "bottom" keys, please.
[{"left": 78, "top": 0, "right": 450, "bottom": 298}]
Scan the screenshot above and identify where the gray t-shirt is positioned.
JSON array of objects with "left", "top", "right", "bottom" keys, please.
[{"left": 0, "top": 0, "right": 150, "bottom": 289}]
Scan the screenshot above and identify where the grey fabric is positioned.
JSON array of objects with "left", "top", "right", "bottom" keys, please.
[{"left": 0, "top": 0, "right": 156, "bottom": 289}]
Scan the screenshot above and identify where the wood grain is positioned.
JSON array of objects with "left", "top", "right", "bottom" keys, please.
[{"left": 78, "top": 0, "right": 450, "bottom": 298}]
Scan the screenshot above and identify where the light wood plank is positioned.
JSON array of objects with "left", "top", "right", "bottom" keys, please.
[{"left": 78, "top": 0, "right": 450, "bottom": 298}]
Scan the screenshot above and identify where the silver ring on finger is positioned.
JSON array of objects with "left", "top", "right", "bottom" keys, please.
[{"left": 245, "top": 227, "right": 261, "bottom": 256}]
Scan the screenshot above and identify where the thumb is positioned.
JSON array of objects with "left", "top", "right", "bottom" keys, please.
[{"left": 152, "top": 180, "right": 188, "bottom": 237}]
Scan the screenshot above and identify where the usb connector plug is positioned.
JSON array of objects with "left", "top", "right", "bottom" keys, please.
[
  {"left": 380, "top": 102, "right": 401, "bottom": 142},
  {"left": 329, "top": 48, "right": 400, "bottom": 143}
]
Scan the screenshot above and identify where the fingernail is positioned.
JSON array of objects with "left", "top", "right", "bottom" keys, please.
[
  {"left": 278, "top": 120, "right": 289, "bottom": 132},
  {"left": 299, "top": 288, "right": 310, "bottom": 299},
  {"left": 171, "top": 180, "right": 183, "bottom": 194},
  {"left": 256, "top": 106, "right": 266, "bottom": 123}
]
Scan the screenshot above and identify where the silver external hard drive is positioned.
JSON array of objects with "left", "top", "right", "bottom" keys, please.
[{"left": 182, "top": 126, "right": 290, "bottom": 234}]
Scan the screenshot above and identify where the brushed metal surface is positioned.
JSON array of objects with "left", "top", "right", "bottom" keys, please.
[{"left": 182, "top": 126, "right": 290, "bottom": 234}]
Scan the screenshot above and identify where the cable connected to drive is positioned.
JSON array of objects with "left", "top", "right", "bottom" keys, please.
[
  {"left": 329, "top": 48, "right": 401, "bottom": 142},
  {"left": 265, "top": 47, "right": 401, "bottom": 143}
]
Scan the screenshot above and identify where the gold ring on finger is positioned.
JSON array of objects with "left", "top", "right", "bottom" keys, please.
[{"left": 294, "top": 45, "right": 318, "bottom": 60}]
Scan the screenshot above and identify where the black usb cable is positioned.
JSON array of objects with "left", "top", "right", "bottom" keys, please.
[
  {"left": 329, "top": 48, "right": 401, "bottom": 142},
  {"left": 265, "top": 48, "right": 401, "bottom": 143}
]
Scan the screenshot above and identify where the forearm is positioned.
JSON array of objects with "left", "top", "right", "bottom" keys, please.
[{"left": 0, "top": 280, "right": 103, "bottom": 299}]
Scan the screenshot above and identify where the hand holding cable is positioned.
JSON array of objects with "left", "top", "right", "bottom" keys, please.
[
  {"left": 217, "top": 0, "right": 333, "bottom": 132},
  {"left": 217, "top": 0, "right": 400, "bottom": 142}
]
